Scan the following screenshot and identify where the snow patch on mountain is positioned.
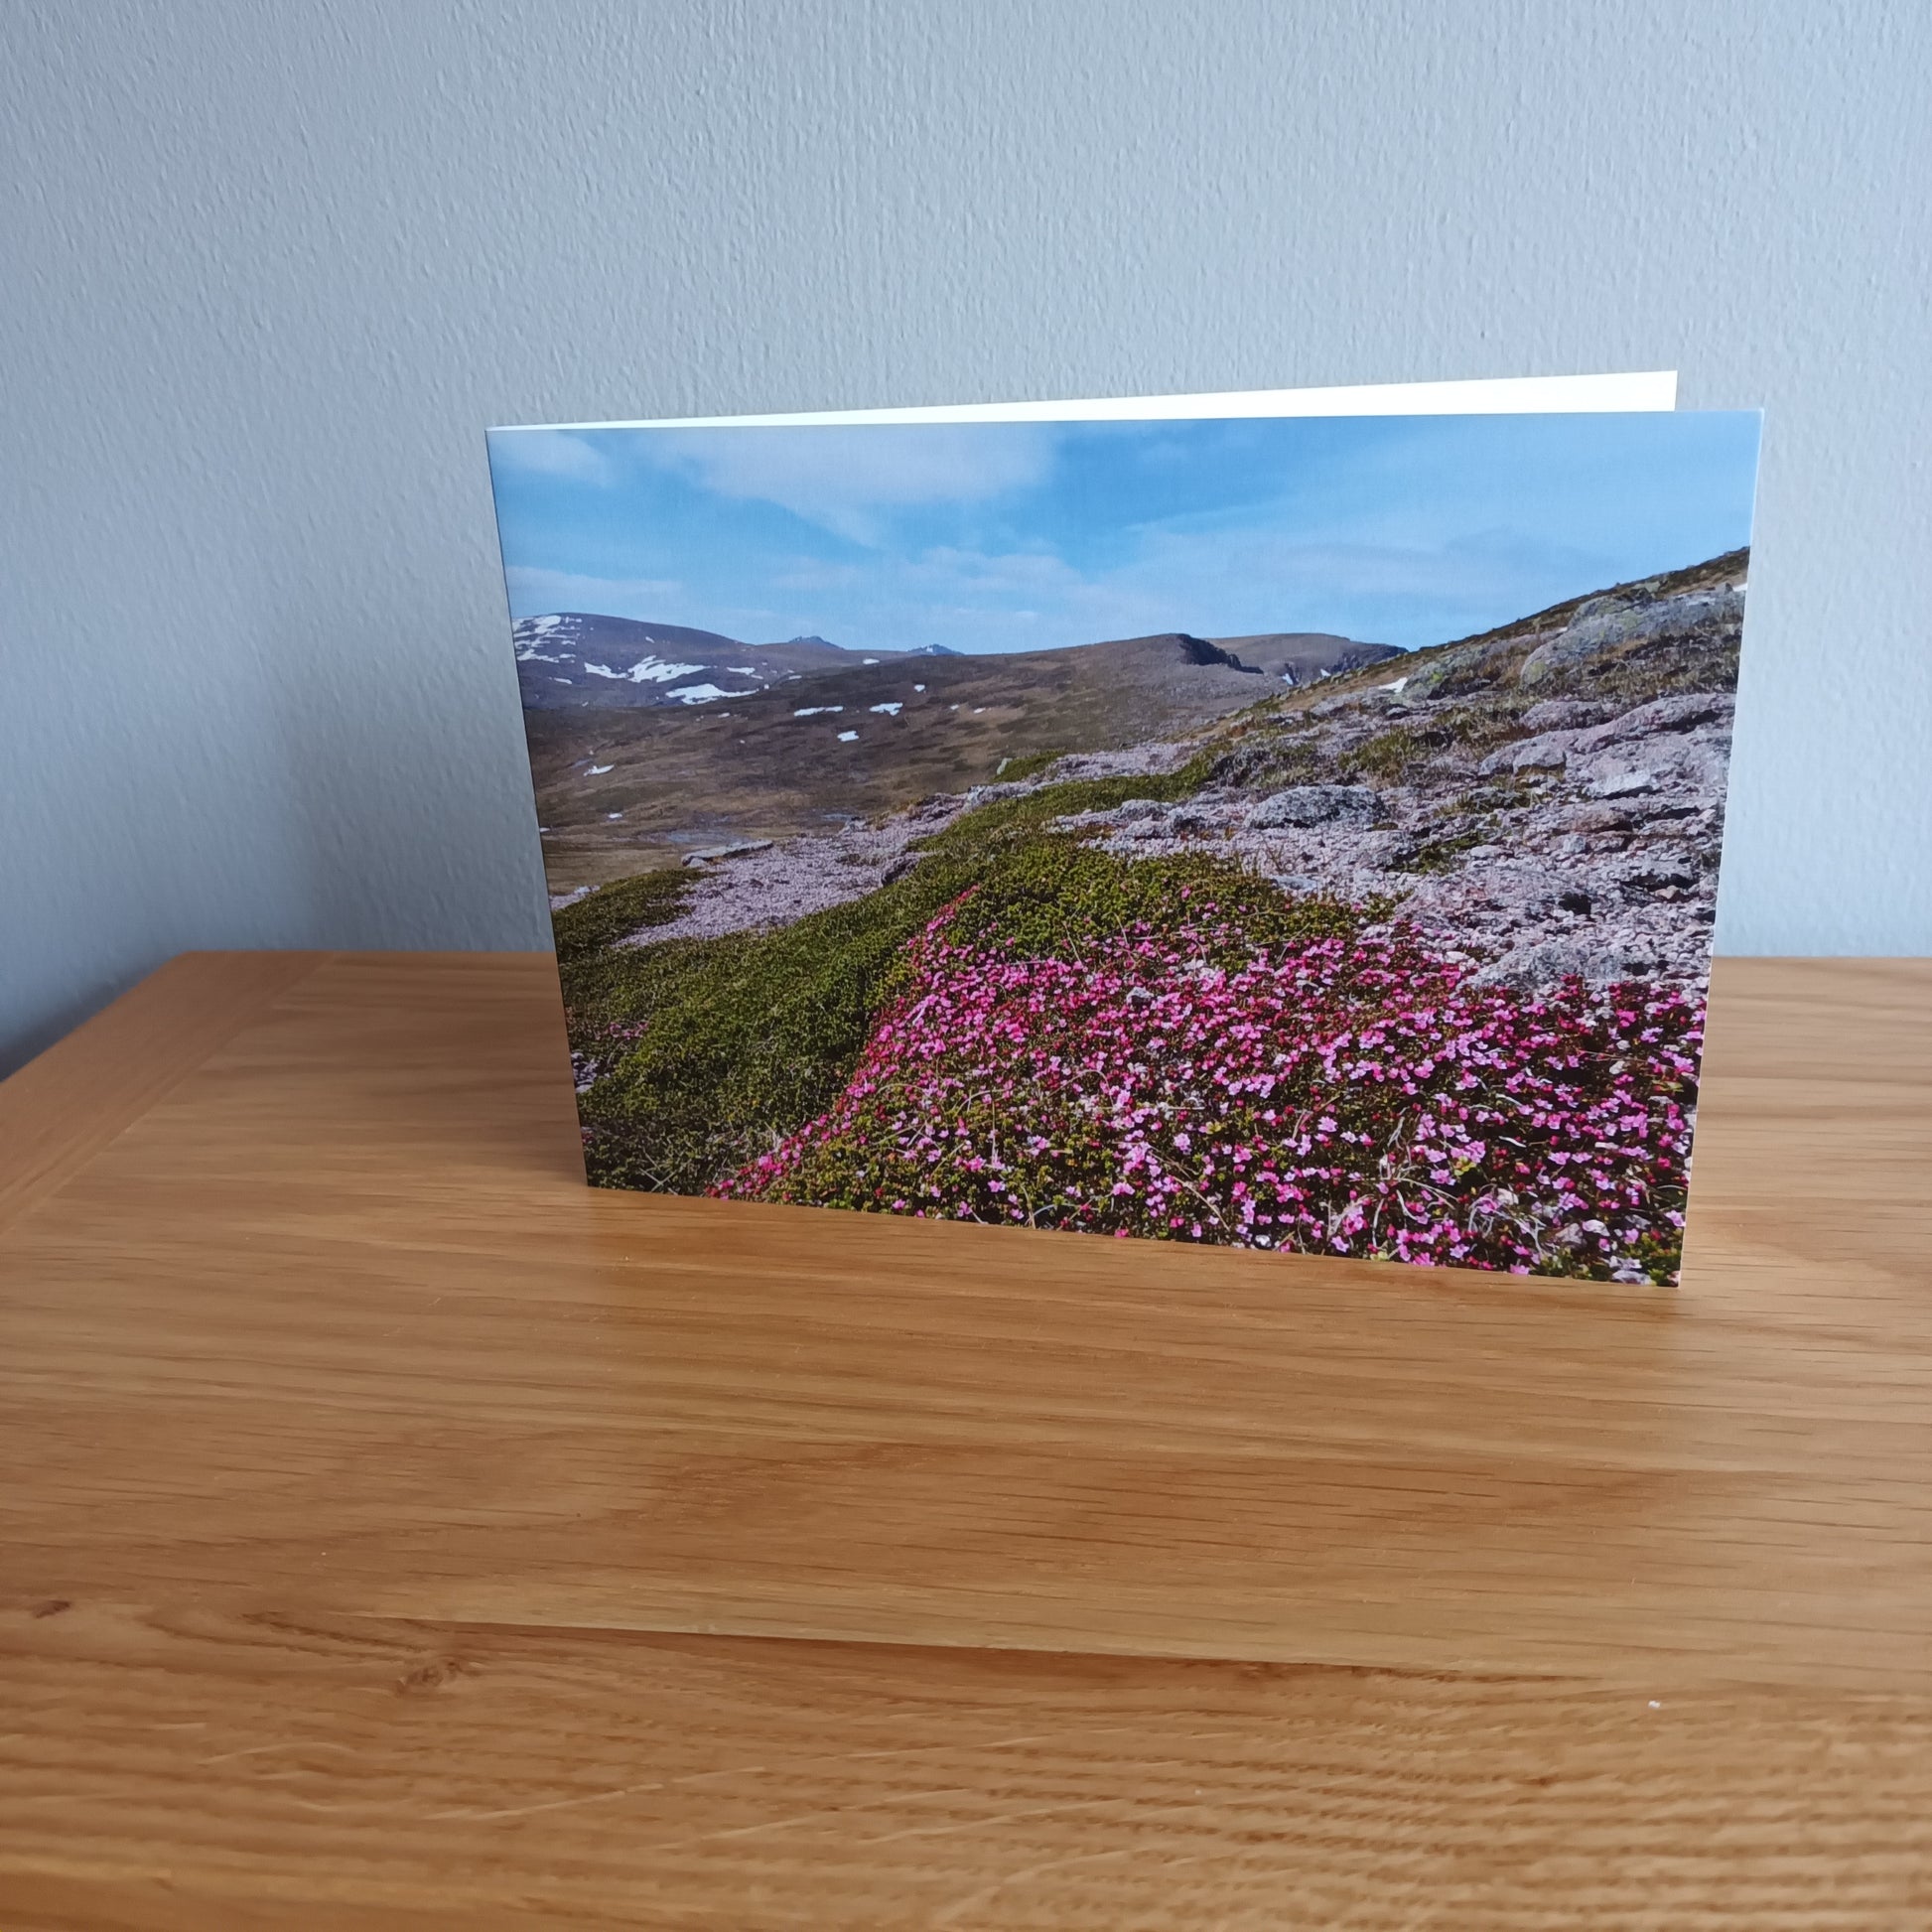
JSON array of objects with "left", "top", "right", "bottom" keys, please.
[
  {"left": 584, "top": 656, "right": 706, "bottom": 685},
  {"left": 668, "top": 683, "right": 755, "bottom": 705}
]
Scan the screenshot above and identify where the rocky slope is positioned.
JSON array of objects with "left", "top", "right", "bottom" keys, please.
[{"left": 616, "top": 549, "right": 1747, "bottom": 997}]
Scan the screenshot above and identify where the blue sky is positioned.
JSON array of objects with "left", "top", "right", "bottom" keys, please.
[{"left": 485, "top": 412, "right": 1760, "bottom": 655}]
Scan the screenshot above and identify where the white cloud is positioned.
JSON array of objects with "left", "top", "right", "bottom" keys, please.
[
  {"left": 640, "top": 424, "right": 1057, "bottom": 544},
  {"left": 489, "top": 429, "right": 617, "bottom": 484},
  {"left": 832, "top": 524, "right": 1601, "bottom": 654},
  {"left": 503, "top": 566, "right": 682, "bottom": 618}
]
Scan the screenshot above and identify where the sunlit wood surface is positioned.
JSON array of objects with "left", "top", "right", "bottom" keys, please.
[{"left": 4, "top": 950, "right": 1930, "bottom": 1927}]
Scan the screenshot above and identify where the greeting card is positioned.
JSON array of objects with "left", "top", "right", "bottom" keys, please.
[{"left": 488, "top": 383, "right": 1756, "bottom": 1284}]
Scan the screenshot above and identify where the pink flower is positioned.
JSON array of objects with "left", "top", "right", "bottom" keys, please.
[{"left": 711, "top": 897, "right": 1700, "bottom": 1284}]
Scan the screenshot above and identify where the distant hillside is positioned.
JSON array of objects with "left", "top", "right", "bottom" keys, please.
[
  {"left": 521, "top": 625, "right": 1399, "bottom": 891},
  {"left": 513, "top": 613, "right": 862, "bottom": 711},
  {"left": 513, "top": 612, "right": 1387, "bottom": 717},
  {"left": 1212, "top": 631, "right": 1402, "bottom": 684}
]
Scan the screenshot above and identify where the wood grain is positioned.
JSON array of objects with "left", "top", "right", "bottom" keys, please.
[
  {"left": 3, "top": 949, "right": 1931, "bottom": 1926},
  {"left": 6, "top": 1603, "right": 1930, "bottom": 1931},
  {"left": 0, "top": 950, "right": 329, "bottom": 1234}
]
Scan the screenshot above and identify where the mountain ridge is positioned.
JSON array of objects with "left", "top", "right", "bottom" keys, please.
[
  {"left": 523, "top": 626, "right": 1400, "bottom": 890},
  {"left": 512, "top": 611, "right": 1396, "bottom": 715}
]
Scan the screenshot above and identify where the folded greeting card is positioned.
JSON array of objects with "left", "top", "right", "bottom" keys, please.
[{"left": 488, "top": 384, "right": 1758, "bottom": 1284}]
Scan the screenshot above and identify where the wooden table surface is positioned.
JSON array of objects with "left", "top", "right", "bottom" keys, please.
[{"left": 4, "top": 950, "right": 1931, "bottom": 1928}]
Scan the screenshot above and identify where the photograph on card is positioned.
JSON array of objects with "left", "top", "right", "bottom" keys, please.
[{"left": 487, "top": 409, "right": 1759, "bottom": 1283}]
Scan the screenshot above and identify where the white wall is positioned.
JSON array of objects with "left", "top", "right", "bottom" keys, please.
[{"left": 3, "top": 0, "right": 1927, "bottom": 1073}]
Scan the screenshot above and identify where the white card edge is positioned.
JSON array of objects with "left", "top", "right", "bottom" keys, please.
[{"left": 488, "top": 371, "right": 1678, "bottom": 436}]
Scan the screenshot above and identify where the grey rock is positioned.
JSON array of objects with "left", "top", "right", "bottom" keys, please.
[
  {"left": 1248, "top": 783, "right": 1380, "bottom": 829},
  {"left": 1572, "top": 734, "right": 1726, "bottom": 799},
  {"left": 1621, "top": 864, "right": 1700, "bottom": 895},
  {"left": 1588, "top": 769, "right": 1658, "bottom": 799},
  {"left": 1478, "top": 728, "right": 1579, "bottom": 776},
  {"left": 682, "top": 838, "right": 774, "bottom": 868},
  {"left": 1469, "top": 932, "right": 1664, "bottom": 991},
  {"left": 1395, "top": 656, "right": 1461, "bottom": 701},
  {"left": 1402, "top": 634, "right": 1523, "bottom": 700},
  {"left": 1520, "top": 698, "right": 1614, "bottom": 732},
  {"left": 1519, "top": 588, "right": 1745, "bottom": 686},
  {"left": 1567, "top": 803, "right": 1634, "bottom": 832},
  {"left": 1568, "top": 691, "right": 1734, "bottom": 755},
  {"left": 1309, "top": 688, "right": 1397, "bottom": 719}
]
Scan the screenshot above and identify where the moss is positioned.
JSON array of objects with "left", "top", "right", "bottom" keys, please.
[
  {"left": 1206, "top": 726, "right": 1323, "bottom": 792},
  {"left": 1343, "top": 725, "right": 1447, "bottom": 785},
  {"left": 1532, "top": 634, "right": 1741, "bottom": 710},
  {"left": 564, "top": 844, "right": 1007, "bottom": 1192},
  {"left": 1449, "top": 774, "right": 1546, "bottom": 816},
  {"left": 551, "top": 867, "right": 693, "bottom": 968},
  {"left": 1391, "top": 823, "right": 1490, "bottom": 875},
  {"left": 564, "top": 745, "right": 1362, "bottom": 1195},
  {"left": 947, "top": 841, "right": 1373, "bottom": 964},
  {"left": 1432, "top": 701, "right": 1531, "bottom": 751},
  {"left": 994, "top": 748, "right": 1067, "bottom": 782}
]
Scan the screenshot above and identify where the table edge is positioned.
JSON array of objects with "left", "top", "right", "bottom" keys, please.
[{"left": 0, "top": 950, "right": 335, "bottom": 1233}]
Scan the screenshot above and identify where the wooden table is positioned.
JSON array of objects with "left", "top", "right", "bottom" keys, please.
[{"left": 4, "top": 951, "right": 1930, "bottom": 1928}]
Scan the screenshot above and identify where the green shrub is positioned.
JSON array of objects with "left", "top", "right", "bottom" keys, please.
[
  {"left": 1530, "top": 635, "right": 1741, "bottom": 710},
  {"left": 993, "top": 748, "right": 1066, "bottom": 782},
  {"left": 1432, "top": 701, "right": 1530, "bottom": 751},
  {"left": 562, "top": 750, "right": 1365, "bottom": 1195},
  {"left": 551, "top": 868, "right": 693, "bottom": 968},
  {"left": 1343, "top": 726, "right": 1445, "bottom": 784},
  {"left": 949, "top": 841, "right": 1373, "bottom": 963},
  {"left": 566, "top": 863, "right": 969, "bottom": 1193},
  {"left": 1206, "top": 727, "right": 1323, "bottom": 792},
  {"left": 1391, "top": 824, "right": 1489, "bottom": 874}
]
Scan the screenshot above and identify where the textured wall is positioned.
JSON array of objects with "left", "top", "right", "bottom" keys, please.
[{"left": 3, "top": 0, "right": 1927, "bottom": 1074}]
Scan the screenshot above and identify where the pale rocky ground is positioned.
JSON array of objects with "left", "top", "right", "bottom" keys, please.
[
  {"left": 606, "top": 746, "right": 1207, "bottom": 946},
  {"left": 1057, "top": 686, "right": 1731, "bottom": 993},
  {"left": 607, "top": 678, "right": 1729, "bottom": 995},
  {"left": 619, "top": 796, "right": 966, "bottom": 945},
  {"left": 582, "top": 570, "right": 1743, "bottom": 1000}
]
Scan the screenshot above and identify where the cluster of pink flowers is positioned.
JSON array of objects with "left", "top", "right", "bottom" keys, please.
[{"left": 713, "top": 895, "right": 1703, "bottom": 1280}]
